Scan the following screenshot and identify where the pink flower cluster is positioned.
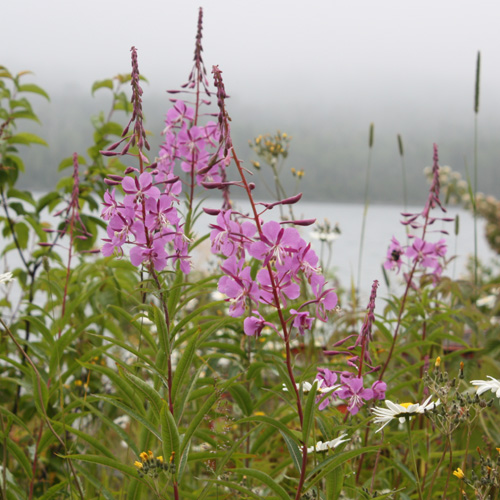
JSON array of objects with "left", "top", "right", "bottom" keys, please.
[
  {"left": 101, "top": 172, "right": 189, "bottom": 273},
  {"left": 159, "top": 100, "right": 228, "bottom": 188},
  {"left": 318, "top": 280, "right": 387, "bottom": 415},
  {"left": 315, "top": 368, "right": 386, "bottom": 414},
  {"left": 209, "top": 213, "right": 338, "bottom": 336},
  {"left": 384, "top": 144, "right": 451, "bottom": 283},
  {"left": 384, "top": 235, "right": 447, "bottom": 279},
  {"left": 99, "top": 47, "right": 191, "bottom": 273}
]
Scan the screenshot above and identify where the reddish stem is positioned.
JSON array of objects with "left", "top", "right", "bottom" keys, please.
[{"left": 231, "top": 148, "right": 307, "bottom": 498}]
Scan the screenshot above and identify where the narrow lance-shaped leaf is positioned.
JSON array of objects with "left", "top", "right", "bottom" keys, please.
[{"left": 160, "top": 401, "right": 180, "bottom": 462}]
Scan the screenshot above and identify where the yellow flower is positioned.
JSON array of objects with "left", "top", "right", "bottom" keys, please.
[
  {"left": 253, "top": 411, "right": 265, "bottom": 416},
  {"left": 139, "top": 451, "right": 149, "bottom": 462},
  {"left": 134, "top": 461, "right": 143, "bottom": 469},
  {"left": 453, "top": 468, "right": 465, "bottom": 479},
  {"left": 156, "top": 456, "right": 164, "bottom": 463},
  {"left": 435, "top": 356, "right": 441, "bottom": 367}
]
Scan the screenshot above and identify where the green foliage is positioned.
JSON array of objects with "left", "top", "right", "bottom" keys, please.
[{"left": 2, "top": 43, "right": 500, "bottom": 500}]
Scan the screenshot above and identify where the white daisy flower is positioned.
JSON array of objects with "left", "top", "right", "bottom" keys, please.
[
  {"left": 476, "top": 295, "right": 496, "bottom": 308},
  {"left": 371, "top": 396, "right": 439, "bottom": 433},
  {"left": 470, "top": 376, "right": 500, "bottom": 398},
  {"left": 282, "top": 379, "right": 340, "bottom": 394},
  {"left": 0, "top": 272, "right": 13, "bottom": 284},
  {"left": 306, "top": 433, "right": 349, "bottom": 453}
]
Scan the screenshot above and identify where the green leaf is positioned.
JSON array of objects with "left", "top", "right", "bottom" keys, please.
[
  {"left": 6, "top": 436, "right": 32, "bottom": 479},
  {"left": 280, "top": 430, "right": 302, "bottom": 473},
  {"left": 20, "top": 315, "right": 54, "bottom": 347},
  {"left": 326, "top": 464, "right": 344, "bottom": 500},
  {"left": 238, "top": 415, "right": 300, "bottom": 445},
  {"left": 49, "top": 420, "right": 115, "bottom": 459},
  {"left": 160, "top": 402, "right": 180, "bottom": 463},
  {"left": 206, "top": 479, "right": 261, "bottom": 499},
  {"left": 58, "top": 154, "right": 87, "bottom": 171},
  {"left": 180, "top": 392, "right": 218, "bottom": 457},
  {"left": 302, "top": 381, "right": 317, "bottom": 443},
  {"left": 171, "top": 331, "right": 197, "bottom": 404},
  {"left": 93, "top": 395, "right": 161, "bottom": 441},
  {"left": 232, "top": 468, "right": 289, "bottom": 500},
  {"left": 98, "top": 121, "right": 125, "bottom": 137},
  {"left": 7, "top": 188, "right": 35, "bottom": 206},
  {"left": 62, "top": 453, "right": 139, "bottom": 479},
  {"left": 229, "top": 384, "right": 253, "bottom": 416},
  {"left": 152, "top": 304, "right": 170, "bottom": 360},
  {"left": 177, "top": 439, "right": 190, "bottom": 482},
  {"left": 91, "top": 79, "right": 114, "bottom": 95},
  {"left": 37, "top": 480, "right": 69, "bottom": 500},
  {"left": 7, "top": 132, "right": 48, "bottom": 146},
  {"left": 18, "top": 83, "right": 50, "bottom": 100},
  {"left": 14, "top": 222, "right": 29, "bottom": 249},
  {"left": 80, "top": 364, "right": 146, "bottom": 415},
  {"left": 304, "top": 446, "right": 378, "bottom": 490},
  {"left": 120, "top": 367, "right": 163, "bottom": 418}
]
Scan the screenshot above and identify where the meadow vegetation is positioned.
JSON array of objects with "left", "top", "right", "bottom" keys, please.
[{"left": 1, "top": 9, "right": 500, "bottom": 500}]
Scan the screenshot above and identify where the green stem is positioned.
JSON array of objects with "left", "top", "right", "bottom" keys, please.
[{"left": 407, "top": 418, "right": 423, "bottom": 500}]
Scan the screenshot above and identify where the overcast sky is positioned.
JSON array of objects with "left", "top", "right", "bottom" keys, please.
[
  {"left": 3, "top": 0, "right": 500, "bottom": 161},
  {"left": 3, "top": 1, "right": 500, "bottom": 100}
]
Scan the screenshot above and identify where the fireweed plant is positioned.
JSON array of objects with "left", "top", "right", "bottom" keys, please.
[{"left": 2, "top": 9, "right": 500, "bottom": 500}]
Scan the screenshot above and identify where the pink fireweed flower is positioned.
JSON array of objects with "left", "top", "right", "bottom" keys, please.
[
  {"left": 371, "top": 380, "right": 387, "bottom": 400},
  {"left": 290, "top": 309, "right": 314, "bottom": 336},
  {"left": 316, "top": 368, "right": 340, "bottom": 410},
  {"left": 101, "top": 189, "right": 119, "bottom": 221},
  {"left": 130, "top": 238, "right": 169, "bottom": 271},
  {"left": 164, "top": 100, "right": 195, "bottom": 131},
  {"left": 256, "top": 267, "right": 300, "bottom": 308},
  {"left": 218, "top": 256, "right": 260, "bottom": 317},
  {"left": 144, "top": 195, "right": 180, "bottom": 233},
  {"left": 122, "top": 171, "right": 161, "bottom": 208},
  {"left": 243, "top": 310, "right": 277, "bottom": 337},
  {"left": 249, "top": 220, "right": 303, "bottom": 266},
  {"left": 384, "top": 236, "right": 404, "bottom": 273},
  {"left": 102, "top": 210, "right": 136, "bottom": 256},
  {"left": 171, "top": 231, "right": 191, "bottom": 274},
  {"left": 337, "top": 375, "right": 374, "bottom": 415},
  {"left": 311, "top": 278, "right": 338, "bottom": 321},
  {"left": 406, "top": 237, "right": 439, "bottom": 268},
  {"left": 210, "top": 210, "right": 255, "bottom": 257}
]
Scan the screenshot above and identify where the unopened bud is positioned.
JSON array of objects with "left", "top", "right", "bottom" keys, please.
[
  {"left": 435, "top": 356, "right": 441, "bottom": 368},
  {"left": 104, "top": 179, "right": 121, "bottom": 186}
]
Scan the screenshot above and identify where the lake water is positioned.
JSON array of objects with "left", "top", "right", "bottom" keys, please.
[
  {"left": 1, "top": 198, "right": 495, "bottom": 305},
  {"left": 195, "top": 200, "right": 495, "bottom": 300}
]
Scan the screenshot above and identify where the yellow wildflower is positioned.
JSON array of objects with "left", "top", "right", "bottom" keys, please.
[{"left": 453, "top": 468, "right": 465, "bottom": 479}]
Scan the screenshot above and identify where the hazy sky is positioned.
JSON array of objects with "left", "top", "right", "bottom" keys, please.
[
  {"left": 3, "top": 0, "right": 500, "bottom": 164},
  {"left": 3, "top": 1, "right": 500, "bottom": 103}
]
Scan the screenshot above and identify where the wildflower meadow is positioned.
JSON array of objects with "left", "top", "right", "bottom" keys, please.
[{"left": 2, "top": 8, "right": 500, "bottom": 500}]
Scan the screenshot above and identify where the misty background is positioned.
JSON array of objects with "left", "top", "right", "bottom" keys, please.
[{"left": 2, "top": 0, "right": 500, "bottom": 203}]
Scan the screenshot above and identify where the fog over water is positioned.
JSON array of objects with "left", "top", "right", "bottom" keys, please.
[{"left": 2, "top": 1, "right": 500, "bottom": 201}]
